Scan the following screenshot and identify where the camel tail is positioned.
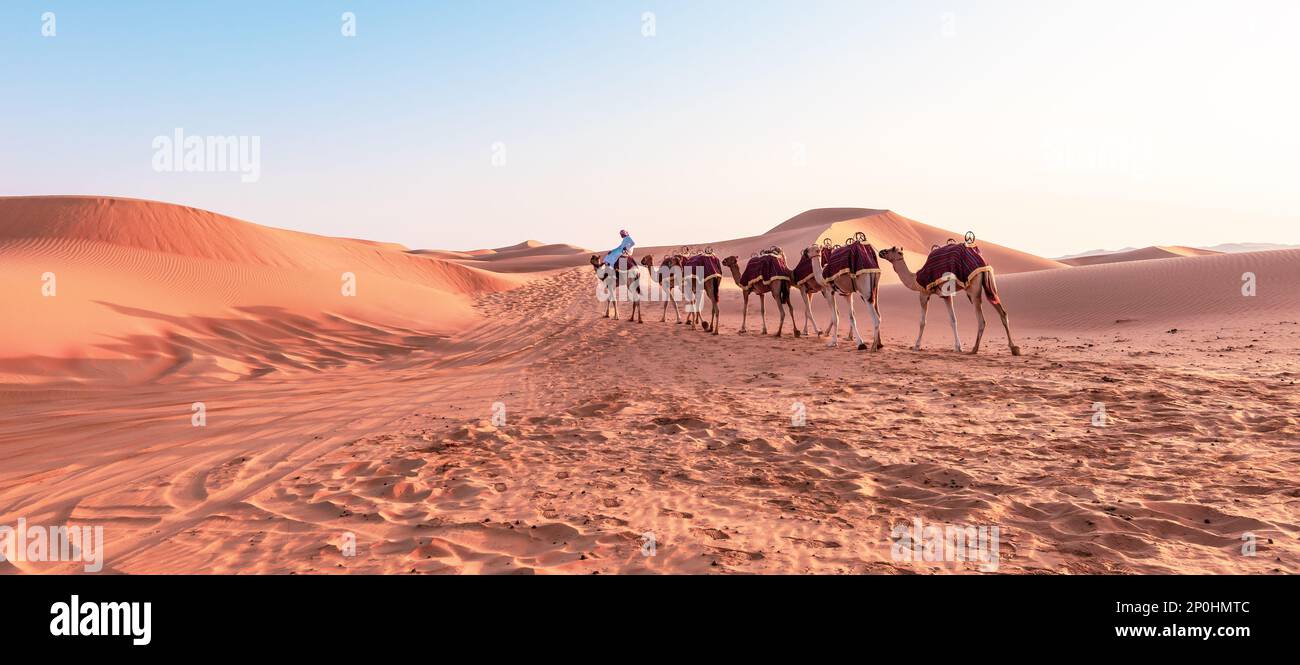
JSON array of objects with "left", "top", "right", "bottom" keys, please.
[{"left": 982, "top": 270, "right": 1002, "bottom": 306}]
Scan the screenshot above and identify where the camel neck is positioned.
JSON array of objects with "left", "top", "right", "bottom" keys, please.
[{"left": 888, "top": 258, "right": 921, "bottom": 291}]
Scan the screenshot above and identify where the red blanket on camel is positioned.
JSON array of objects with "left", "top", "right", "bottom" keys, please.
[
  {"left": 822, "top": 242, "right": 881, "bottom": 282},
  {"left": 914, "top": 244, "right": 996, "bottom": 302},
  {"left": 682, "top": 254, "right": 723, "bottom": 283},
  {"left": 739, "top": 254, "right": 792, "bottom": 288},
  {"left": 792, "top": 253, "right": 818, "bottom": 286}
]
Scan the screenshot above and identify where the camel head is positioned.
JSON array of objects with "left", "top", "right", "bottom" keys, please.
[
  {"left": 640, "top": 254, "right": 654, "bottom": 267},
  {"left": 721, "top": 255, "right": 740, "bottom": 269},
  {"left": 806, "top": 244, "right": 823, "bottom": 263},
  {"left": 589, "top": 254, "right": 602, "bottom": 271},
  {"left": 878, "top": 246, "right": 905, "bottom": 263}
]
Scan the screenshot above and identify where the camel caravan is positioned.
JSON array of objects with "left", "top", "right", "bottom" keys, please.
[{"left": 590, "top": 232, "right": 1020, "bottom": 355}]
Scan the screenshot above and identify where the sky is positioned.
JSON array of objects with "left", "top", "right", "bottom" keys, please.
[{"left": 2, "top": 0, "right": 1298, "bottom": 257}]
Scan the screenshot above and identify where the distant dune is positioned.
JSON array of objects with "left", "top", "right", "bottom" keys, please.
[
  {"left": 1060, "top": 245, "right": 1221, "bottom": 267},
  {"left": 414, "top": 240, "right": 591, "bottom": 273},
  {"left": 1200, "top": 242, "right": 1300, "bottom": 254},
  {"left": 1058, "top": 242, "right": 1299, "bottom": 262}
]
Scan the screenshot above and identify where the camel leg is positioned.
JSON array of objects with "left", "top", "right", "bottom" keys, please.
[
  {"left": 785, "top": 288, "right": 800, "bottom": 338},
  {"left": 992, "top": 300, "right": 1019, "bottom": 355},
  {"left": 801, "top": 290, "right": 810, "bottom": 334},
  {"left": 825, "top": 291, "right": 840, "bottom": 348},
  {"left": 975, "top": 272, "right": 1020, "bottom": 355},
  {"left": 771, "top": 292, "right": 783, "bottom": 337},
  {"left": 634, "top": 276, "right": 643, "bottom": 322},
  {"left": 701, "top": 284, "right": 713, "bottom": 333},
  {"left": 852, "top": 283, "right": 883, "bottom": 353},
  {"left": 914, "top": 292, "right": 930, "bottom": 351},
  {"left": 873, "top": 300, "right": 884, "bottom": 350},
  {"left": 759, "top": 292, "right": 768, "bottom": 335},
  {"left": 670, "top": 286, "right": 681, "bottom": 323},
  {"left": 711, "top": 290, "right": 720, "bottom": 335},
  {"left": 943, "top": 295, "right": 962, "bottom": 352},
  {"left": 857, "top": 277, "right": 881, "bottom": 352},
  {"left": 626, "top": 279, "right": 636, "bottom": 322},
  {"left": 603, "top": 275, "right": 614, "bottom": 318},
  {"left": 743, "top": 290, "right": 754, "bottom": 332},
  {"left": 846, "top": 293, "right": 867, "bottom": 350},
  {"left": 821, "top": 289, "right": 834, "bottom": 340},
  {"left": 870, "top": 274, "right": 884, "bottom": 350},
  {"left": 802, "top": 289, "right": 822, "bottom": 337},
  {"left": 864, "top": 300, "right": 880, "bottom": 352},
  {"left": 685, "top": 284, "right": 697, "bottom": 328},
  {"left": 968, "top": 283, "right": 986, "bottom": 354},
  {"left": 844, "top": 286, "right": 855, "bottom": 340}
]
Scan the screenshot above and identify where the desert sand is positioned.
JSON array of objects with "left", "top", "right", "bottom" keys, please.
[{"left": 1, "top": 196, "right": 1295, "bottom": 574}]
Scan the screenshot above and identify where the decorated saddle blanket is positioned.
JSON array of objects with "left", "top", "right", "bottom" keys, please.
[
  {"left": 792, "top": 253, "right": 818, "bottom": 286},
  {"left": 822, "top": 242, "right": 880, "bottom": 282},
  {"left": 681, "top": 254, "right": 723, "bottom": 282},
  {"left": 613, "top": 254, "right": 642, "bottom": 272},
  {"left": 915, "top": 244, "right": 993, "bottom": 292},
  {"left": 739, "top": 254, "right": 792, "bottom": 288}
]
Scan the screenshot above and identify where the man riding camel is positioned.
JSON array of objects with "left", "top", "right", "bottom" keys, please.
[{"left": 603, "top": 229, "right": 635, "bottom": 267}]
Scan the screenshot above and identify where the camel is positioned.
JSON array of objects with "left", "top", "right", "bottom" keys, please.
[
  {"left": 680, "top": 254, "right": 721, "bottom": 335},
  {"left": 722, "top": 254, "right": 800, "bottom": 337},
  {"left": 807, "top": 241, "right": 883, "bottom": 351},
  {"left": 590, "top": 255, "right": 619, "bottom": 319},
  {"left": 877, "top": 246, "right": 1020, "bottom": 355},
  {"left": 791, "top": 247, "right": 834, "bottom": 337},
  {"left": 654, "top": 255, "right": 683, "bottom": 323},
  {"left": 589, "top": 253, "right": 648, "bottom": 323}
]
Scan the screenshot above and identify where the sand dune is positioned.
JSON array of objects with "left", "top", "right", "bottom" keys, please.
[
  {"left": 415, "top": 240, "right": 592, "bottom": 273},
  {"left": 0, "top": 198, "right": 1295, "bottom": 575},
  {"left": 1061, "top": 245, "right": 1221, "bottom": 267},
  {"left": 0, "top": 196, "right": 522, "bottom": 384}
]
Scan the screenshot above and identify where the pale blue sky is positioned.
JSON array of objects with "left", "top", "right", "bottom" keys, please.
[{"left": 3, "top": 0, "right": 1298, "bottom": 256}]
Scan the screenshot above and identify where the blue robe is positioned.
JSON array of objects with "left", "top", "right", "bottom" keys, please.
[{"left": 603, "top": 235, "right": 635, "bottom": 267}]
